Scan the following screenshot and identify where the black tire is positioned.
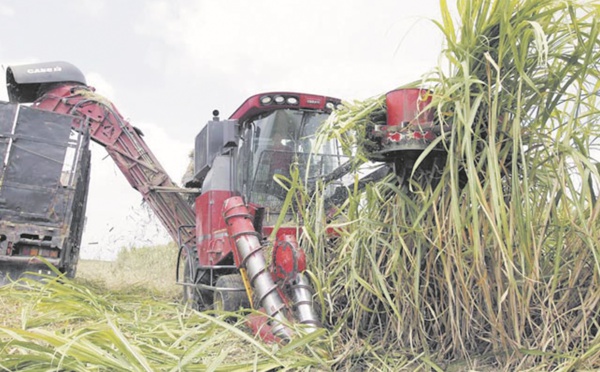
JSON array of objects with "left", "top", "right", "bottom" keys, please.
[
  {"left": 64, "top": 247, "right": 79, "bottom": 279},
  {"left": 64, "top": 264, "right": 77, "bottom": 279},
  {"left": 182, "top": 256, "right": 212, "bottom": 310},
  {"left": 213, "top": 274, "right": 251, "bottom": 312}
]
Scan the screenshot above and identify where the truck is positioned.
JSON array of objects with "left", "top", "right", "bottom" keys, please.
[
  {"left": 0, "top": 67, "right": 92, "bottom": 281},
  {"left": 2, "top": 61, "right": 440, "bottom": 340}
]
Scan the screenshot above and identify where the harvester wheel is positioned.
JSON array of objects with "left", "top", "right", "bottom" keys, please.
[
  {"left": 213, "top": 274, "right": 250, "bottom": 312},
  {"left": 182, "top": 257, "right": 211, "bottom": 310}
]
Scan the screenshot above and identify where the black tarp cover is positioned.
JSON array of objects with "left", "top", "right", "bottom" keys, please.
[{"left": 0, "top": 102, "right": 80, "bottom": 224}]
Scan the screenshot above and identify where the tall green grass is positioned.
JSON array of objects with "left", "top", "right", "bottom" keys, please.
[{"left": 298, "top": 0, "right": 600, "bottom": 369}]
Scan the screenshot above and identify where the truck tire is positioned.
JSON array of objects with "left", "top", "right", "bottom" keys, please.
[
  {"left": 213, "top": 274, "right": 251, "bottom": 312},
  {"left": 65, "top": 264, "right": 77, "bottom": 279}
]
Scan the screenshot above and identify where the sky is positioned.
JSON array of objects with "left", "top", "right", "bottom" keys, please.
[{"left": 0, "top": 0, "right": 449, "bottom": 260}]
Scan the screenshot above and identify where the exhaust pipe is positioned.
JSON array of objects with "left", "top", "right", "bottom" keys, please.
[{"left": 223, "top": 196, "right": 292, "bottom": 340}]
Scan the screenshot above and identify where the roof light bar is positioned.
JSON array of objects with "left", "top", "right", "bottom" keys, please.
[{"left": 231, "top": 92, "right": 342, "bottom": 121}]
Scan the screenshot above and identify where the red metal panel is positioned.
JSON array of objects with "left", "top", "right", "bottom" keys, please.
[
  {"left": 385, "top": 88, "right": 433, "bottom": 127},
  {"left": 272, "top": 233, "right": 306, "bottom": 283},
  {"left": 195, "top": 190, "right": 234, "bottom": 266}
]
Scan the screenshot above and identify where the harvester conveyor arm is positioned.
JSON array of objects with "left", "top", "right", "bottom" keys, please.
[{"left": 32, "top": 84, "right": 196, "bottom": 250}]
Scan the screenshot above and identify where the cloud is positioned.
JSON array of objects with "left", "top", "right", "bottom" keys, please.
[
  {"left": 78, "top": 0, "right": 106, "bottom": 16},
  {"left": 135, "top": 0, "right": 444, "bottom": 99},
  {"left": 0, "top": 5, "right": 15, "bottom": 17},
  {"left": 138, "top": 121, "right": 192, "bottom": 181}
]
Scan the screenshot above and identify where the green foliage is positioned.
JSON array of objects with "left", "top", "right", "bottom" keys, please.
[{"left": 301, "top": 0, "right": 600, "bottom": 369}]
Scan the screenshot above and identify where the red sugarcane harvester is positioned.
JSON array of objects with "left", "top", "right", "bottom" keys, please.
[{"left": 2, "top": 61, "right": 442, "bottom": 340}]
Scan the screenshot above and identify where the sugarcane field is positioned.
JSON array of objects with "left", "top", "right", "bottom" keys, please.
[{"left": 1, "top": 0, "right": 600, "bottom": 370}]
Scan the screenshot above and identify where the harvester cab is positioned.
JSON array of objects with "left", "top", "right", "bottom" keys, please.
[{"left": 182, "top": 92, "right": 347, "bottom": 340}]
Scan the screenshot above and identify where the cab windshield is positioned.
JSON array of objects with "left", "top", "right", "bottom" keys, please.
[{"left": 245, "top": 109, "right": 346, "bottom": 214}]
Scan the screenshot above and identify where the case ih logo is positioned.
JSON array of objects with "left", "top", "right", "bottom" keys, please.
[
  {"left": 306, "top": 99, "right": 321, "bottom": 105},
  {"left": 27, "top": 66, "right": 63, "bottom": 74}
]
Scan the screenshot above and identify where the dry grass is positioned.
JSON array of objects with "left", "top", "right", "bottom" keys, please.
[
  {"left": 0, "top": 246, "right": 335, "bottom": 371},
  {"left": 76, "top": 243, "right": 181, "bottom": 298}
]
